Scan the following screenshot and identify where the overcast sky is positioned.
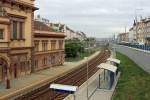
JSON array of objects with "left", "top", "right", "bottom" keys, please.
[{"left": 35, "top": 0, "right": 150, "bottom": 38}]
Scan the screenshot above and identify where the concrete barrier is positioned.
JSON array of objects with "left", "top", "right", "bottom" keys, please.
[{"left": 114, "top": 44, "right": 150, "bottom": 74}]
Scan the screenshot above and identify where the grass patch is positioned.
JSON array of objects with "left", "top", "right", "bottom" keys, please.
[{"left": 113, "top": 52, "right": 150, "bottom": 100}]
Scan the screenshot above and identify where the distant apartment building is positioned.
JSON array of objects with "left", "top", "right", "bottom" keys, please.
[
  {"left": 33, "top": 21, "right": 65, "bottom": 71},
  {"left": 76, "top": 31, "right": 87, "bottom": 41},
  {"left": 129, "top": 21, "right": 138, "bottom": 44},
  {"left": 127, "top": 18, "right": 150, "bottom": 44},
  {"left": 136, "top": 19, "right": 146, "bottom": 44},
  {"left": 144, "top": 19, "right": 150, "bottom": 44},
  {"left": 117, "top": 33, "right": 129, "bottom": 43},
  {"left": 0, "top": 0, "right": 37, "bottom": 88},
  {"left": 55, "top": 25, "right": 87, "bottom": 40},
  {"left": 35, "top": 19, "right": 88, "bottom": 40},
  {"left": 129, "top": 27, "right": 135, "bottom": 43}
]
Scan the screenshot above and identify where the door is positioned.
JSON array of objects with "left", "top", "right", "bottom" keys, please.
[
  {"left": 0, "top": 64, "right": 2, "bottom": 82},
  {"left": 14, "top": 63, "right": 17, "bottom": 78},
  {"left": 0, "top": 58, "right": 8, "bottom": 82}
]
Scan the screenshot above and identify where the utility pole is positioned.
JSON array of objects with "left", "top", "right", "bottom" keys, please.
[{"left": 84, "top": 57, "right": 89, "bottom": 100}]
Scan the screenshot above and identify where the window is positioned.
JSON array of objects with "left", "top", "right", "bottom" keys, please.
[
  {"left": 0, "top": 7, "right": 6, "bottom": 17},
  {"left": 26, "top": 61, "right": 30, "bottom": 71},
  {"left": 51, "top": 40, "right": 56, "bottom": 50},
  {"left": 20, "top": 62, "right": 26, "bottom": 73},
  {"left": 0, "top": 29, "right": 4, "bottom": 39},
  {"left": 34, "top": 60, "right": 38, "bottom": 69},
  {"left": 34, "top": 41, "right": 39, "bottom": 52},
  {"left": 59, "top": 40, "right": 64, "bottom": 49},
  {"left": 42, "top": 57, "right": 47, "bottom": 65},
  {"left": 51, "top": 55, "right": 55, "bottom": 65},
  {"left": 12, "top": 21, "right": 17, "bottom": 39},
  {"left": 19, "top": 22, "right": 24, "bottom": 39},
  {"left": 48, "top": 56, "right": 52, "bottom": 65},
  {"left": 11, "top": 18, "right": 24, "bottom": 40},
  {"left": 42, "top": 41, "right": 48, "bottom": 51}
]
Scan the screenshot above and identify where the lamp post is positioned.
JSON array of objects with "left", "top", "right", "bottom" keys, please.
[{"left": 84, "top": 57, "right": 89, "bottom": 100}]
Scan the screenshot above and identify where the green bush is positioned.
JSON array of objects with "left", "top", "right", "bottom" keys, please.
[{"left": 65, "top": 39, "right": 85, "bottom": 58}]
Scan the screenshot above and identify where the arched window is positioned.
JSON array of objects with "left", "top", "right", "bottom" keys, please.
[{"left": 0, "top": 7, "right": 7, "bottom": 17}]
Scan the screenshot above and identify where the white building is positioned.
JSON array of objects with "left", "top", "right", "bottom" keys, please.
[
  {"left": 35, "top": 15, "right": 87, "bottom": 40},
  {"left": 129, "top": 26, "right": 136, "bottom": 44}
]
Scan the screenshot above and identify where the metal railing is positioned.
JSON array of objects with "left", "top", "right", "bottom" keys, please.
[{"left": 119, "top": 43, "right": 150, "bottom": 51}]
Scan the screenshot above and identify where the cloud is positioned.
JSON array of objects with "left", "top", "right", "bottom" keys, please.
[{"left": 35, "top": 0, "right": 150, "bottom": 38}]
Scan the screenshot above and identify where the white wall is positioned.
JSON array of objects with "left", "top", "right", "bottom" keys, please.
[{"left": 129, "top": 30, "right": 134, "bottom": 43}]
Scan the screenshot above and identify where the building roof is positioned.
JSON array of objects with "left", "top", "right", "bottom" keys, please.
[
  {"left": 34, "top": 21, "right": 65, "bottom": 38},
  {"left": 107, "top": 58, "right": 121, "bottom": 64},
  {"left": 34, "top": 32, "right": 66, "bottom": 38},
  {"left": 118, "top": 33, "right": 129, "bottom": 36},
  {"left": 129, "top": 27, "right": 133, "bottom": 31},
  {"left": 59, "top": 24, "right": 65, "bottom": 30},
  {"left": 34, "top": 21, "right": 54, "bottom": 32},
  {"left": 50, "top": 84, "right": 78, "bottom": 92},
  {"left": 98, "top": 63, "right": 117, "bottom": 73},
  {"left": 4, "top": 0, "right": 38, "bottom": 11}
]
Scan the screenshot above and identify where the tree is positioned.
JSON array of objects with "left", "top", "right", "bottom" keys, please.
[{"left": 65, "top": 39, "right": 84, "bottom": 58}]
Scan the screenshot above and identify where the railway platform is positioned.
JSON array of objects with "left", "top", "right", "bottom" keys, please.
[
  {"left": 0, "top": 51, "right": 101, "bottom": 100},
  {"left": 64, "top": 50, "right": 119, "bottom": 100}
]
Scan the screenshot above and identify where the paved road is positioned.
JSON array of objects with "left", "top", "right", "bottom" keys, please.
[{"left": 114, "top": 44, "right": 150, "bottom": 74}]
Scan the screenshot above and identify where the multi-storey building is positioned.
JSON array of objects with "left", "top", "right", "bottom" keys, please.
[
  {"left": 33, "top": 20, "right": 65, "bottom": 71},
  {"left": 76, "top": 31, "right": 87, "bottom": 41},
  {"left": 46, "top": 21, "right": 87, "bottom": 40},
  {"left": 129, "top": 27, "right": 135, "bottom": 43},
  {"left": 0, "top": 0, "right": 37, "bottom": 88},
  {"left": 117, "top": 33, "right": 129, "bottom": 43},
  {"left": 128, "top": 18, "right": 150, "bottom": 45},
  {"left": 128, "top": 21, "right": 136, "bottom": 44},
  {"left": 144, "top": 19, "right": 150, "bottom": 44},
  {"left": 136, "top": 20, "right": 146, "bottom": 44}
]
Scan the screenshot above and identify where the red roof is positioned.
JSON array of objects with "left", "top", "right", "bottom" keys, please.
[{"left": 34, "top": 21, "right": 54, "bottom": 32}]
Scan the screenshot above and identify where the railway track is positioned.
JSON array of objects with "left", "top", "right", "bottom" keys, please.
[{"left": 15, "top": 49, "right": 111, "bottom": 100}]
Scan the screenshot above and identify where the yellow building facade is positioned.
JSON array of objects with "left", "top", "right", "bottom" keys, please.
[
  {"left": 33, "top": 21, "right": 65, "bottom": 71},
  {"left": 0, "top": 0, "right": 37, "bottom": 88}
]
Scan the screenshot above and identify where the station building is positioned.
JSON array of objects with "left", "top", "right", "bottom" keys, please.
[
  {"left": 0, "top": 0, "right": 37, "bottom": 88},
  {"left": 0, "top": 0, "right": 65, "bottom": 89},
  {"left": 33, "top": 20, "right": 65, "bottom": 71}
]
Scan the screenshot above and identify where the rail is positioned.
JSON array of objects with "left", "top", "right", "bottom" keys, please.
[{"left": 15, "top": 49, "right": 111, "bottom": 100}]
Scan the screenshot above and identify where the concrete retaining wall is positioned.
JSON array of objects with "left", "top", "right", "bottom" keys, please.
[{"left": 114, "top": 44, "right": 150, "bottom": 74}]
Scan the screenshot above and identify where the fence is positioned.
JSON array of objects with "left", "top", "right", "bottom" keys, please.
[
  {"left": 114, "top": 44, "right": 150, "bottom": 74},
  {"left": 119, "top": 43, "right": 150, "bottom": 51}
]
